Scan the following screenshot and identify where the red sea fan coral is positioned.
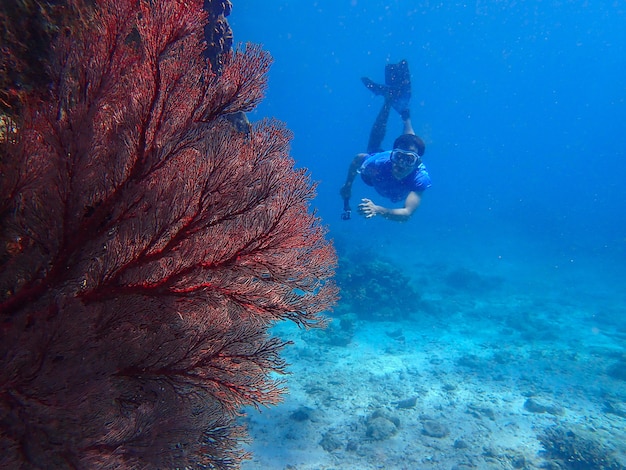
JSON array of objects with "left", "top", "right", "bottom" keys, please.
[{"left": 0, "top": 0, "right": 337, "bottom": 468}]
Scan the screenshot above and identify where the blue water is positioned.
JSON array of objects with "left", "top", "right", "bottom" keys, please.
[
  {"left": 231, "top": 1, "right": 625, "bottom": 264},
  {"left": 230, "top": 2, "right": 626, "bottom": 468},
  {"left": 230, "top": 0, "right": 626, "bottom": 298}
]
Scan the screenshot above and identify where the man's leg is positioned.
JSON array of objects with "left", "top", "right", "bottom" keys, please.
[{"left": 366, "top": 99, "right": 392, "bottom": 154}]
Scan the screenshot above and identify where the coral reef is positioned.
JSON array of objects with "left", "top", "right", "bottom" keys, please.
[
  {"left": 0, "top": 0, "right": 75, "bottom": 113},
  {"left": 0, "top": 0, "right": 232, "bottom": 115},
  {"left": 335, "top": 251, "right": 420, "bottom": 321},
  {"left": 539, "top": 426, "right": 624, "bottom": 470},
  {"left": 0, "top": 1, "right": 336, "bottom": 468}
]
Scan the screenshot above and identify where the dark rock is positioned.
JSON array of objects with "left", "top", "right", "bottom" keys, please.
[
  {"left": 366, "top": 416, "right": 398, "bottom": 440},
  {"left": 607, "top": 361, "right": 626, "bottom": 381},
  {"left": 454, "top": 439, "right": 469, "bottom": 449},
  {"left": 365, "top": 410, "right": 400, "bottom": 441},
  {"left": 367, "top": 409, "right": 400, "bottom": 427},
  {"left": 319, "top": 431, "right": 343, "bottom": 452},
  {"left": 456, "top": 354, "right": 482, "bottom": 369},
  {"left": 290, "top": 406, "right": 313, "bottom": 422},
  {"left": 504, "top": 310, "right": 558, "bottom": 341},
  {"left": 468, "top": 403, "right": 496, "bottom": 420},
  {"left": 482, "top": 446, "right": 497, "bottom": 458},
  {"left": 422, "top": 419, "right": 449, "bottom": 438},
  {"left": 326, "top": 330, "right": 353, "bottom": 347},
  {"left": 523, "top": 398, "right": 547, "bottom": 413},
  {"left": 511, "top": 454, "right": 526, "bottom": 468},
  {"left": 339, "top": 315, "right": 356, "bottom": 331},
  {"left": 523, "top": 398, "right": 563, "bottom": 415},
  {"left": 319, "top": 317, "right": 354, "bottom": 347},
  {"left": 492, "top": 350, "right": 515, "bottom": 364},
  {"left": 386, "top": 328, "right": 405, "bottom": 340},
  {"left": 603, "top": 399, "right": 626, "bottom": 418},
  {"left": 345, "top": 440, "right": 359, "bottom": 452},
  {"left": 395, "top": 396, "right": 417, "bottom": 409}
]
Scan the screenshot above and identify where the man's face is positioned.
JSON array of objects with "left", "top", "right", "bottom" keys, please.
[{"left": 391, "top": 148, "right": 419, "bottom": 179}]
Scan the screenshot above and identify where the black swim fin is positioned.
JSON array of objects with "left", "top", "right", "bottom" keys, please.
[
  {"left": 384, "top": 59, "right": 411, "bottom": 114},
  {"left": 361, "top": 76, "right": 389, "bottom": 96}
]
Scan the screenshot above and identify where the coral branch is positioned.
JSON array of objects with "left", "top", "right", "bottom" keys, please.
[{"left": 0, "top": 0, "right": 337, "bottom": 468}]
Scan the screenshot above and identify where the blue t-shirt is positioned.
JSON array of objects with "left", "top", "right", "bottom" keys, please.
[{"left": 358, "top": 150, "right": 432, "bottom": 202}]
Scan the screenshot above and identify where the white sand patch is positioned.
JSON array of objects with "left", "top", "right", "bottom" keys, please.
[{"left": 241, "top": 263, "right": 626, "bottom": 469}]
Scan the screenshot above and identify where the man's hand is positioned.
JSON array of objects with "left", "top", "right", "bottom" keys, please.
[
  {"left": 358, "top": 198, "right": 383, "bottom": 218},
  {"left": 340, "top": 186, "right": 352, "bottom": 220}
]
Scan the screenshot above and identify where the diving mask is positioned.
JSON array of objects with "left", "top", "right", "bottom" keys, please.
[{"left": 390, "top": 149, "right": 419, "bottom": 167}]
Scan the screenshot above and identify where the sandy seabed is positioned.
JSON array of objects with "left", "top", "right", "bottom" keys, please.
[{"left": 240, "top": 256, "right": 626, "bottom": 470}]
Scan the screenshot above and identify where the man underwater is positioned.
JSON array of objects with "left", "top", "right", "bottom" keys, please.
[{"left": 340, "top": 60, "right": 431, "bottom": 222}]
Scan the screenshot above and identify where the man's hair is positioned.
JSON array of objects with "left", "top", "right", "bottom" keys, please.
[{"left": 393, "top": 134, "right": 425, "bottom": 157}]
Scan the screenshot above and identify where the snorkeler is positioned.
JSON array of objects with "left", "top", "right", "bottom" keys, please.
[{"left": 340, "top": 60, "right": 431, "bottom": 222}]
